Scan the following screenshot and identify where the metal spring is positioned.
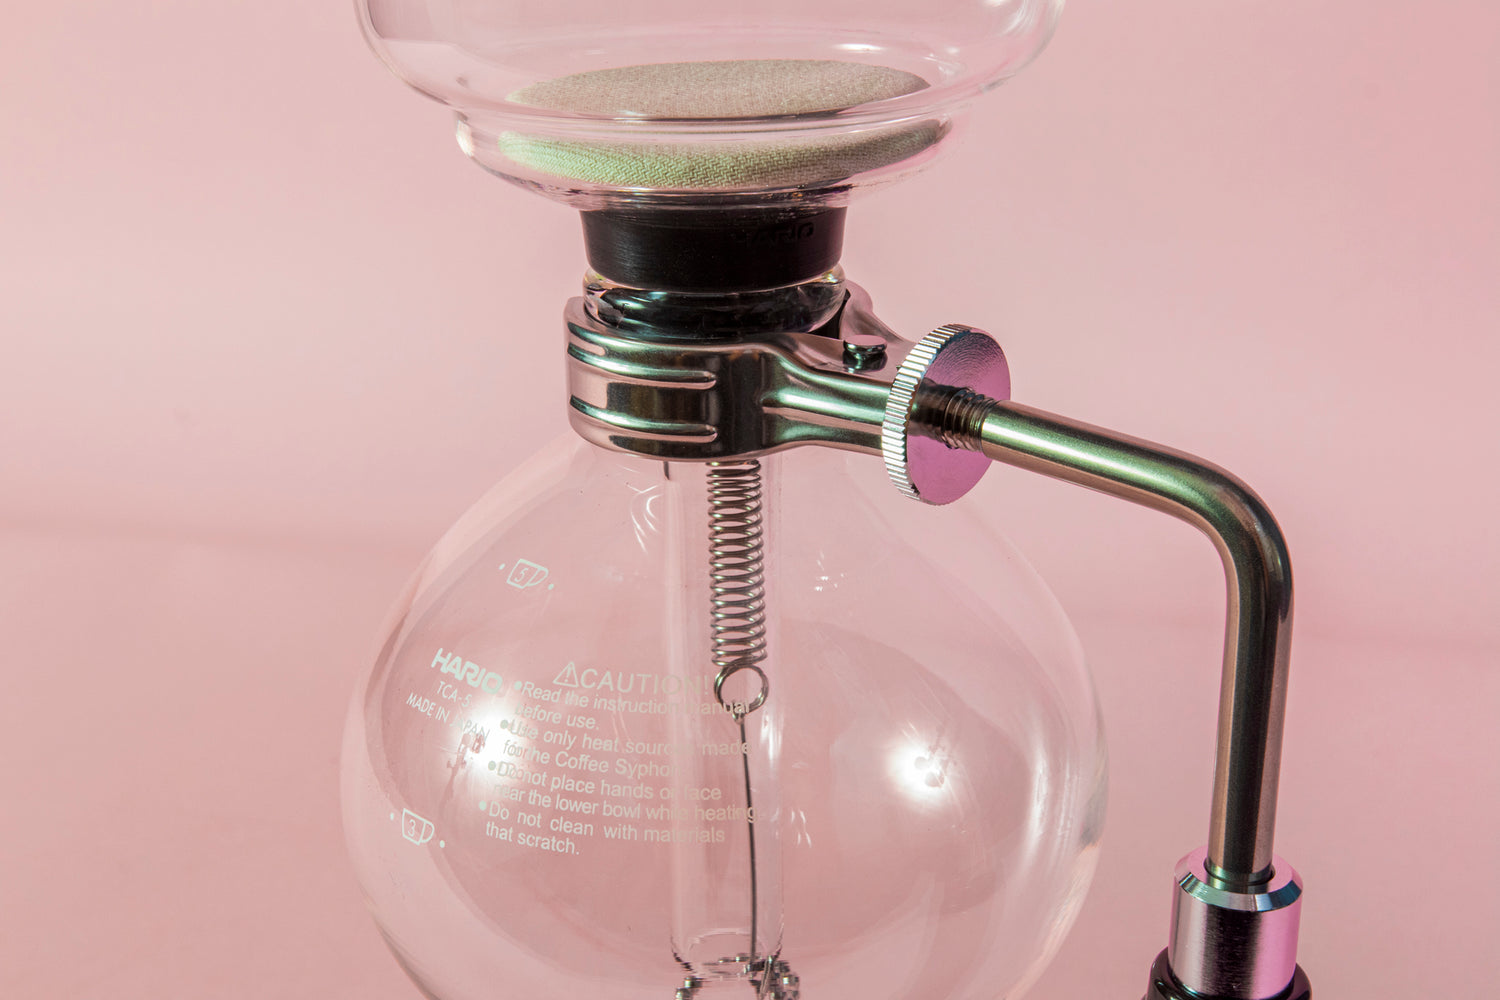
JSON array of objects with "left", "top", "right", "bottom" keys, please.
[{"left": 707, "top": 461, "right": 769, "bottom": 716}]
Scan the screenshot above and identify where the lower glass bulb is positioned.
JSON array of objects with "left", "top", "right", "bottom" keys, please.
[{"left": 342, "top": 439, "right": 1106, "bottom": 999}]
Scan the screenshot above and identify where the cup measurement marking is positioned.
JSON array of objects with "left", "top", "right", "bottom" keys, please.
[
  {"left": 501, "top": 559, "right": 553, "bottom": 591},
  {"left": 401, "top": 808, "right": 436, "bottom": 846}
]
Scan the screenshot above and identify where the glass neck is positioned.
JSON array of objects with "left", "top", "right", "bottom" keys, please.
[{"left": 582, "top": 268, "right": 848, "bottom": 342}]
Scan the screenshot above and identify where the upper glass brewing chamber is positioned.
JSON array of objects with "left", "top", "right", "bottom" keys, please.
[{"left": 357, "top": 0, "right": 1064, "bottom": 206}]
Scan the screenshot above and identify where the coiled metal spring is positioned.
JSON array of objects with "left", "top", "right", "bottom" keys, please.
[{"left": 707, "top": 461, "right": 769, "bottom": 717}]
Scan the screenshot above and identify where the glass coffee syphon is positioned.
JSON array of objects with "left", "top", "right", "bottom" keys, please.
[{"left": 340, "top": 3, "right": 1311, "bottom": 999}]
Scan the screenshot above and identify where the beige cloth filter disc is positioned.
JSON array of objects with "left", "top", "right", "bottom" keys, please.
[{"left": 499, "top": 59, "right": 942, "bottom": 190}]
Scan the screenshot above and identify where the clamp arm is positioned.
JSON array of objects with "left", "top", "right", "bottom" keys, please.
[{"left": 887, "top": 327, "right": 1309, "bottom": 1000}]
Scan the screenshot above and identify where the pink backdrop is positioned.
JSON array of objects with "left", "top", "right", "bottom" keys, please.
[{"left": 2, "top": 1, "right": 1496, "bottom": 996}]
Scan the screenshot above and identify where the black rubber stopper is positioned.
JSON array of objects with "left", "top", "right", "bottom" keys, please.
[{"left": 581, "top": 206, "right": 847, "bottom": 292}]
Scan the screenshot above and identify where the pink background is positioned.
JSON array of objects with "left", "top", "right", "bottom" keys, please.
[{"left": 2, "top": 1, "right": 1496, "bottom": 996}]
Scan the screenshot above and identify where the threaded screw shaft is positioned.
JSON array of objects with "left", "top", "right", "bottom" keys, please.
[{"left": 913, "top": 385, "right": 997, "bottom": 451}]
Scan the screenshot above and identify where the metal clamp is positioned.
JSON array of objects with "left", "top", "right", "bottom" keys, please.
[
  {"left": 566, "top": 276, "right": 909, "bottom": 461},
  {"left": 562, "top": 282, "right": 1309, "bottom": 999}
]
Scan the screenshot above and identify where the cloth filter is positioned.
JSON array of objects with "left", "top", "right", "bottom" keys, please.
[{"left": 500, "top": 60, "right": 942, "bottom": 190}]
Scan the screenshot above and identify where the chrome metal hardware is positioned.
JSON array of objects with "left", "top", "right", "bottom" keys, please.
[
  {"left": 566, "top": 278, "right": 905, "bottom": 460},
  {"left": 1166, "top": 848, "right": 1303, "bottom": 998},
  {"left": 881, "top": 324, "right": 1011, "bottom": 504},
  {"left": 561, "top": 282, "right": 1308, "bottom": 1000},
  {"left": 914, "top": 385, "right": 1294, "bottom": 889},
  {"left": 908, "top": 362, "right": 1306, "bottom": 1000}
]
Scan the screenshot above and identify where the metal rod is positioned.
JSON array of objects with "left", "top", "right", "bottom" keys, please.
[
  {"left": 916, "top": 390, "right": 1293, "bottom": 883},
  {"left": 737, "top": 713, "right": 759, "bottom": 965}
]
